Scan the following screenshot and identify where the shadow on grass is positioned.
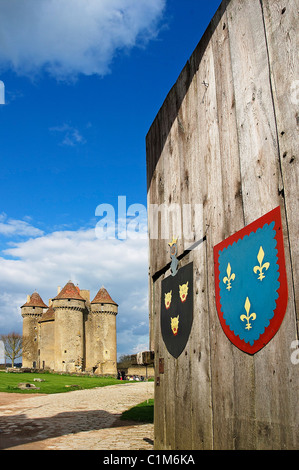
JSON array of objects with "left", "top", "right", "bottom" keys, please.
[{"left": 120, "top": 399, "right": 154, "bottom": 424}]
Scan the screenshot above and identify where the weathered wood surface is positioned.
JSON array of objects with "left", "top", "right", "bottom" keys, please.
[{"left": 146, "top": 0, "right": 299, "bottom": 450}]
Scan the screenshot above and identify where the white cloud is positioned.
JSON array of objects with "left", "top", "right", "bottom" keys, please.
[
  {"left": 49, "top": 124, "right": 85, "bottom": 146},
  {"left": 0, "top": 213, "right": 44, "bottom": 237},
  {"left": 0, "top": 0, "right": 166, "bottom": 80},
  {"left": 0, "top": 223, "right": 150, "bottom": 358},
  {"left": 0, "top": 80, "right": 4, "bottom": 104}
]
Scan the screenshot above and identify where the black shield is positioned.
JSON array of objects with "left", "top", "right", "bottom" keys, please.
[{"left": 161, "top": 262, "right": 193, "bottom": 359}]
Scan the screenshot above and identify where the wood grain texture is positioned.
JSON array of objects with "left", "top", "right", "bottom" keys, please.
[
  {"left": 261, "top": 0, "right": 299, "bottom": 322},
  {"left": 146, "top": 0, "right": 299, "bottom": 450}
]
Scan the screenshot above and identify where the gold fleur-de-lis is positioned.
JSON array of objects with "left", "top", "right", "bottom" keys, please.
[
  {"left": 253, "top": 246, "right": 270, "bottom": 281},
  {"left": 240, "top": 297, "right": 257, "bottom": 331},
  {"left": 223, "top": 263, "right": 235, "bottom": 291}
]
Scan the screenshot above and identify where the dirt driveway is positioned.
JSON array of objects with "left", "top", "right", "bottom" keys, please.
[{"left": 0, "top": 381, "right": 154, "bottom": 450}]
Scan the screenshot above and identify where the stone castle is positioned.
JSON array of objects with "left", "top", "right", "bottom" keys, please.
[{"left": 21, "top": 281, "right": 118, "bottom": 375}]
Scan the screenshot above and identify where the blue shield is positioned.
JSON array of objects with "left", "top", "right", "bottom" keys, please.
[{"left": 214, "top": 207, "right": 288, "bottom": 354}]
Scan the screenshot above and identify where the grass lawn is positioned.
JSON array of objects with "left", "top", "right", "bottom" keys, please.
[
  {"left": 120, "top": 399, "right": 154, "bottom": 423},
  {"left": 0, "top": 371, "right": 131, "bottom": 394}
]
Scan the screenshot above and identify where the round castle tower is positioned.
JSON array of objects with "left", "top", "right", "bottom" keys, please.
[
  {"left": 52, "top": 281, "right": 86, "bottom": 373},
  {"left": 21, "top": 292, "right": 48, "bottom": 369},
  {"left": 38, "top": 303, "right": 55, "bottom": 371},
  {"left": 87, "top": 286, "right": 118, "bottom": 376}
]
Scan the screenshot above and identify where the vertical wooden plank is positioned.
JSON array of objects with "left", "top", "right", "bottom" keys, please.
[
  {"left": 148, "top": 80, "right": 187, "bottom": 450},
  {"left": 227, "top": 0, "right": 299, "bottom": 449},
  {"left": 191, "top": 38, "right": 228, "bottom": 450},
  {"left": 192, "top": 6, "right": 259, "bottom": 449},
  {"left": 260, "top": 0, "right": 299, "bottom": 446},
  {"left": 208, "top": 4, "right": 257, "bottom": 450},
  {"left": 151, "top": 276, "right": 165, "bottom": 450},
  {"left": 161, "top": 90, "right": 188, "bottom": 449},
  {"left": 169, "top": 99, "right": 194, "bottom": 450},
  {"left": 227, "top": 0, "right": 281, "bottom": 223},
  {"left": 173, "top": 67, "right": 206, "bottom": 449},
  {"left": 185, "top": 60, "right": 214, "bottom": 451},
  {"left": 261, "top": 0, "right": 299, "bottom": 320},
  {"left": 173, "top": 48, "right": 214, "bottom": 449}
]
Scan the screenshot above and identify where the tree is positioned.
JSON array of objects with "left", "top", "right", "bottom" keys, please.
[
  {"left": 0, "top": 333, "right": 23, "bottom": 367},
  {"left": 117, "top": 354, "right": 132, "bottom": 368}
]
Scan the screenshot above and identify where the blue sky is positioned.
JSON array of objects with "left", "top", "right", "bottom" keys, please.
[{"left": 0, "top": 0, "right": 222, "bottom": 360}]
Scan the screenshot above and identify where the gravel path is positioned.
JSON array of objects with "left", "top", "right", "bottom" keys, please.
[{"left": 0, "top": 382, "right": 154, "bottom": 450}]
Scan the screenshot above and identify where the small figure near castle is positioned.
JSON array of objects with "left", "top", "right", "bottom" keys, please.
[{"left": 21, "top": 281, "right": 118, "bottom": 376}]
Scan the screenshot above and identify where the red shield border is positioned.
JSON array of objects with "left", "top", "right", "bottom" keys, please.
[{"left": 213, "top": 206, "right": 288, "bottom": 354}]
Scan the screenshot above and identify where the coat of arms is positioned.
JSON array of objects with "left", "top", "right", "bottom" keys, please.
[
  {"left": 214, "top": 206, "right": 288, "bottom": 354},
  {"left": 161, "top": 239, "right": 193, "bottom": 359}
]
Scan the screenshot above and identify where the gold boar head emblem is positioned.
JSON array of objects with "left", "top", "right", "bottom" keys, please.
[
  {"left": 171, "top": 315, "right": 179, "bottom": 336},
  {"left": 165, "top": 290, "right": 172, "bottom": 310},
  {"left": 179, "top": 281, "right": 189, "bottom": 303}
]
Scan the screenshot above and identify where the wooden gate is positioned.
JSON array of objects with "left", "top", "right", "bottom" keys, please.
[{"left": 146, "top": 0, "right": 298, "bottom": 450}]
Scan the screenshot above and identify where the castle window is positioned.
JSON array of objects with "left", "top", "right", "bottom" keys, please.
[{"left": 64, "top": 350, "right": 67, "bottom": 353}]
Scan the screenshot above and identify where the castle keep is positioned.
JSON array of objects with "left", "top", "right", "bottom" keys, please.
[{"left": 21, "top": 281, "right": 118, "bottom": 375}]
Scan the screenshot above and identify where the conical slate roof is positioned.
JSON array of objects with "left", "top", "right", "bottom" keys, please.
[
  {"left": 91, "top": 286, "right": 118, "bottom": 306},
  {"left": 21, "top": 292, "right": 48, "bottom": 309},
  {"left": 39, "top": 305, "right": 55, "bottom": 323},
  {"left": 53, "top": 281, "right": 85, "bottom": 301}
]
